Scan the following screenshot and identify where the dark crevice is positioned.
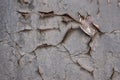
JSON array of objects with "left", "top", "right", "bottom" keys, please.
[
  {"left": 38, "top": 11, "right": 55, "bottom": 18},
  {"left": 86, "top": 33, "right": 98, "bottom": 56},
  {"left": 97, "top": 7, "right": 100, "bottom": 16},
  {"left": 30, "top": 51, "right": 37, "bottom": 61},
  {"left": 80, "top": 67, "right": 94, "bottom": 76},
  {"left": 15, "top": 28, "right": 60, "bottom": 33},
  {"left": 85, "top": 45, "right": 92, "bottom": 57},
  {"left": 61, "top": 16, "right": 75, "bottom": 25},
  {"left": 16, "top": 29, "right": 32, "bottom": 33},
  {"left": 17, "top": 11, "right": 31, "bottom": 20},
  {"left": 37, "top": 27, "right": 61, "bottom": 33},
  {"left": 109, "top": 68, "right": 120, "bottom": 80},
  {"left": 77, "top": 12, "right": 86, "bottom": 20},
  {"left": 58, "top": 14, "right": 80, "bottom": 23},
  {"left": 91, "top": 23, "right": 104, "bottom": 35},
  {"left": 39, "top": 11, "right": 104, "bottom": 38},
  {"left": 110, "top": 68, "right": 115, "bottom": 80},
  {"left": 30, "top": 43, "right": 59, "bottom": 53}
]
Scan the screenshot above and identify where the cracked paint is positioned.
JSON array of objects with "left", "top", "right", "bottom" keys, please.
[{"left": 1, "top": 0, "right": 120, "bottom": 80}]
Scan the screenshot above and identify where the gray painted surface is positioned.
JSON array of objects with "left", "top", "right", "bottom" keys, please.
[{"left": 0, "top": 0, "right": 120, "bottom": 80}]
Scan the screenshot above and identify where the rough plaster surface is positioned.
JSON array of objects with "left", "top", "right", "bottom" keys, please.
[{"left": 0, "top": 0, "right": 120, "bottom": 80}]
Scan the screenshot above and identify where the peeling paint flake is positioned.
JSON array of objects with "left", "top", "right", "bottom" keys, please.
[{"left": 79, "top": 17, "right": 97, "bottom": 37}]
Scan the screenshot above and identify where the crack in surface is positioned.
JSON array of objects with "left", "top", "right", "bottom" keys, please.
[
  {"left": 15, "top": 2, "right": 114, "bottom": 79},
  {"left": 38, "top": 11, "right": 80, "bottom": 24},
  {"left": 61, "top": 45, "right": 94, "bottom": 76},
  {"left": 57, "top": 27, "right": 80, "bottom": 45},
  {"left": 110, "top": 68, "right": 115, "bottom": 80},
  {"left": 5, "top": 28, "right": 25, "bottom": 68},
  {"left": 17, "top": 10, "right": 104, "bottom": 63},
  {"left": 86, "top": 32, "right": 99, "bottom": 56},
  {"left": 96, "top": 0, "right": 100, "bottom": 16},
  {"left": 30, "top": 43, "right": 59, "bottom": 53},
  {"left": 79, "top": 65, "right": 94, "bottom": 76},
  {"left": 38, "top": 66, "right": 44, "bottom": 80},
  {"left": 16, "top": 29, "right": 32, "bottom": 33},
  {"left": 39, "top": 11, "right": 55, "bottom": 18},
  {"left": 110, "top": 30, "right": 120, "bottom": 34},
  {"left": 17, "top": 10, "right": 31, "bottom": 20},
  {"left": 78, "top": 13, "right": 103, "bottom": 57},
  {"left": 37, "top": 27, "right": 61, "bottom": 33},
  {"left": 62, "top": 45, "right": 80, "bottom": 67},
  {"left": 11, "top": 0, "right": 120, "bottom": 80}
]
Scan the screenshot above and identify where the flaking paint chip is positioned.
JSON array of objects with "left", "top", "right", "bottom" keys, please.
[
  {"left": 79, "top": 15, "right": 98, "bottom": 37},
  {"left": 79, "top": 19, "right": 96, "bottom": 37}
]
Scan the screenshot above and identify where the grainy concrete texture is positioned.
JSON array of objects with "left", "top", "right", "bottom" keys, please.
[{"left": 0, "top": 0, "right": 120, "bottom": 80}]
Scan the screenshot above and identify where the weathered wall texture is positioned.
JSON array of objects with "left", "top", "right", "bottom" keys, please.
[{"left": 0, "top": 0, "right": 120, "bottom": 80}]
